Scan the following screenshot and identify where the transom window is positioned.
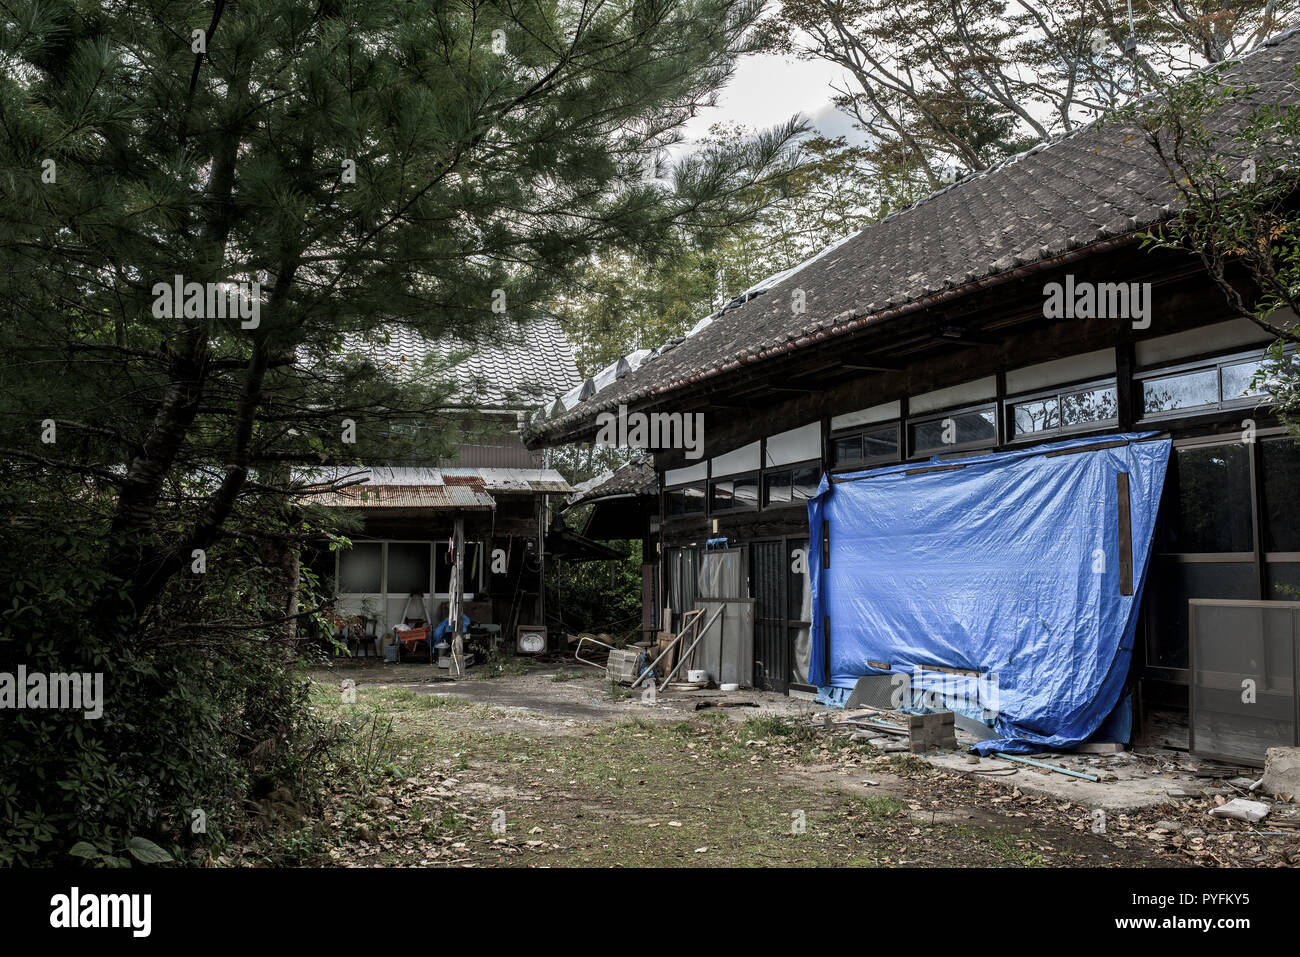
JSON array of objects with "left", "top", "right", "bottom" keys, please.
[
  {"left": 1137, "top": 350, "right": 1270, "bottom": 419},
  {"left": 762, "top": 463, "right": 820, "bottom": 506},
  {"left": 908, "top": 404, "right": 997, "bottom": 457},
  {"left": 1008, "top": 378, "right": 1119, "bottom": 440},
  {"left": 831, "top": 423, "right": 899, "bottom": 469}
]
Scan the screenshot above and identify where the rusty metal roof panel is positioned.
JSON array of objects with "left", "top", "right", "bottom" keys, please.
[
  {"left": 470, "top": 467, "right": 574, "bottom": 494},
  {"left": 310, "top": 483, "right": 495, "bottom": 510}
]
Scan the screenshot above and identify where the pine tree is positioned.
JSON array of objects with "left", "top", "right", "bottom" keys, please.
[{"left": 0, "top": 0, "right": 804, "bottom": 624}]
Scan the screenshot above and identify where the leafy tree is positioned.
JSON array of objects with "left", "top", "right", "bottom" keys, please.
[
  {"left": 755, "top": 0, "right": 1294, "bottom": 189},
  {"left": 557, "top": 133, "right": 888, "bottom": 372},
  {"left": 0, "top": 0, "right": 804, "bottom": 861},
  {"left": 1126, "top": 60, "right": 1300, "bottom": 418}
]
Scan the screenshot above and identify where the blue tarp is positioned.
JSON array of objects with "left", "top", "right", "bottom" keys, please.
[{"left": 807, "top": 433, "right": 1170, "bottom": 754}]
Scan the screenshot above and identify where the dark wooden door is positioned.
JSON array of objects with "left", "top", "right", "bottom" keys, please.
[{"left": 751, "top": 540, "right": 788, "bottom": 692}]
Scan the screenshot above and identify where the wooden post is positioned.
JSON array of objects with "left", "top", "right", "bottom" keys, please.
[{"left": 451, "top": 513, "right": 465, "bottom": 675}]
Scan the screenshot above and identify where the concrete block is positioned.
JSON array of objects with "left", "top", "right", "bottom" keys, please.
[
  {"left": 1072, "top": 742, "right": 1125, "bottom": 754},
  {"left": 1262, "top": 746, "right": 1300, "bottom": 797}
]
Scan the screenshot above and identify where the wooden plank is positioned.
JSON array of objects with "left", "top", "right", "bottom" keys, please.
[
  {"left": 1117, "top": 471, "right": 1133, "bottom": 596},
  {"left": 1044, "top": 438, "right": 1130, "bottom": 458},
  {"left": 904, "top": 463, "right": 967, "bottom": 476}
]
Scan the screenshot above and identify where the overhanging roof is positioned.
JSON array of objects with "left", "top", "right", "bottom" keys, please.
[
  {"left": 563, "top": 456, "right": 656, "bottom": 511},
  {"left": 525, "top": 25, "right": 1300, "bottom": 447}
]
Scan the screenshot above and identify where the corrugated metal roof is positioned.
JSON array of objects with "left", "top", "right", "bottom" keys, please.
[
  {"left": 310, "top": 483, "right": 495, "bottom": 510},
  {"left": 300, "top": 465, "right": 571, "bottom": 508},
  {"left": 471, "top": 467, "right": 574, "bottom": 494}
]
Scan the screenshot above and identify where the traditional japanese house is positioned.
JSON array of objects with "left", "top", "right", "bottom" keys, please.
[
  {"left": 308, "top": 315, "right": 580, "bottom": 655},
  {"left": 527, "top": 28, "right": 1300, "bottom": 761}
]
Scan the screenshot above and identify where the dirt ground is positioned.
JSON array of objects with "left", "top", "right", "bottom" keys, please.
[{"left": 233, "top": 658, "right": 1300, "bottom": 868}]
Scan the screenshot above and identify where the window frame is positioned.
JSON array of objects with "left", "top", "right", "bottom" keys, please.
[
  {"left": 1135, "top": 347, "right": 1275, "bottom": 423},
  {"left": 828, "top": 420, "right": 902, "bottom": 473},
  {"left": 709, "top": 471, "right": 759, "bottom": 514},
  {"left": 906, "top": 401, "right": 1000, "bottom": 459},
  {"left": 1004, "top": 374, "right": 1121, "bottom": 443},
  {"left": 760, "top": 458, "right": 823, "bottom": 509},
  {"left": 663, "top": 481, "right": 707, "bottom": 519}
]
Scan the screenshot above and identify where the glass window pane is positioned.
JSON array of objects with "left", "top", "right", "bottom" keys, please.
[
  {"left": 861, "top": 425, "right": 898, "bottom": 461},
  {"left": 833, "top": 436, "right": 862, "bottom": 467},
  {"left": 1012, "top": 397, "right": 1058, "bottom": 436},
  {"left": 764, "top": 470, "right": 792, "bottom": 506},
  {"left": 733, "top": 475, "right": 758, "bottom": 509},
  {"left": 387, "top": 542, "right": 431, "bottom": 594},
  {"left": 1141, "top": 369, "right": 1219, "bottom": 415},
  {"left": 1261, "top": 438, "right": 1300, "bottom": 552},
  {"left": 765, "top": 423, "right": 821, "bottom": 466},
  {"left": 792, "top": 466, "right": 820, "bottom": 500},
  {"left": 683, "top": 484, "right": 706, "bottom": 513},
  {"left": 1267, "top": 562, "right": 1300, "bottom": 600},
  {"left": 787, "top": 538, "right": 811, "bottom": 622},
  {"left": 1060, "top": 384, "right": 1118, "bottom": 426},
  {"left": 667, "top": 489, "right": 685, "bottom": 517},
  {"left": 1146, "top": 557, "right": 1258, "bottom": 669},
  {"left": 304, "top": 546, "right": 337, "bottom": 594},
  {"left": 711, "top": 442, "right": 760, "bottom": 477},
  {"left": 339, "top": 542, "right": 382, "bottom": 593},
  {"left": 789, "top": 625, "right": 811, "bottom": 685},
  {"left": 710, "top": 480, "right": 734, "bottom": 511},
  {"left": 1161, "top": 444, "right": 1253, "bottom": 553},
  {"left": 911, "top": 408, "right": 995, "bottom": 455},
  {"left": 1221, "top": 359, "right": 1267, "bottom": 401}
]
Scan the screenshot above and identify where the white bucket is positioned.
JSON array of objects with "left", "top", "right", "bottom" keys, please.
[
  {"left": 720, "top": 682, "right": 739, "bottom": 692},
  {"left": 686, "top": 669, "right": 707, "bottom": 682}
]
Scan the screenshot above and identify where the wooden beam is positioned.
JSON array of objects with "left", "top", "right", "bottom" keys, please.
[
  {"left": 1117, "top": 472, "right": 1133, "bottom": 596},
  {"left": 841, "top": 361, "right": 903, "bottom": 372}
]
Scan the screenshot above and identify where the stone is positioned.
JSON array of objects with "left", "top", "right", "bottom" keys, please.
[{"left": 1262, "top": 747, "right": 1300, "bottom": 798}]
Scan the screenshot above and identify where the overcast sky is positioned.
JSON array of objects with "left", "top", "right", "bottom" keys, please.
[{"left": 677, "top": 49, "right": 867, "bottom": 150}]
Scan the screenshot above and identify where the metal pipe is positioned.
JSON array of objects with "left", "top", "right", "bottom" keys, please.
[
  {"left": 658, "top": 606, "right": 725, "bottom": 691},
  {"left": 628, "top": 610, "right": 702, "bottom": 690},
  {"left": 574, "top": 635, "right": 616, "bottom": 671},
  {"left": 992, "top": 753, "right": 1102, "bottom": 782}
]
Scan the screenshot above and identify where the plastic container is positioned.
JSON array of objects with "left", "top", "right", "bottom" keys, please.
[
  {"left": 687, "top": 669, "right": 707, "bottom": 682},
  {"left": 720, "top": 682, "right": 739, "bottom": 692}
]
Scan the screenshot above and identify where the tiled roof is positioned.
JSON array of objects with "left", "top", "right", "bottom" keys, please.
[
  {"left": 528, "top": 26, "right": 1300, "bottom": 442},
  {"left": 564, "top": 456, "right": 657, "bottom": 509},
  {"left": 347, "top": 314, "right": 581, "bottom": 410}
]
